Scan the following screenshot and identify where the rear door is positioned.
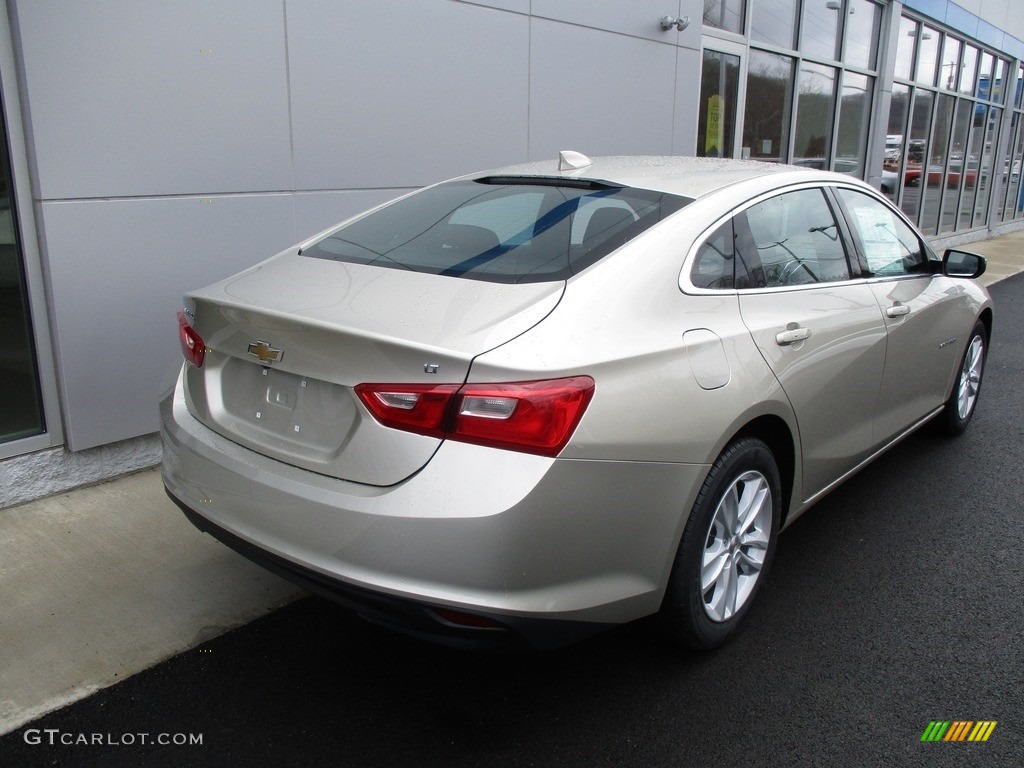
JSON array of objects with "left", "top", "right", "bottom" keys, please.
[{"left": 736, "top": 187, "right": 888, "bottom": 501}]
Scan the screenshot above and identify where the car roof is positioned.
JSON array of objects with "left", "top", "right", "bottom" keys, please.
[{"left": 471, "top": 154, "right": 853, "bottom": 200}]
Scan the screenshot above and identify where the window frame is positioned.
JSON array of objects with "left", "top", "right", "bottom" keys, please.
[{"left": 680, "top": 181, "right": 938, "bottom": 295}]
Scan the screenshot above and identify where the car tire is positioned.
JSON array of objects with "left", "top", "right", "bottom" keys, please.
[
  {"left": 660, "top": 438, "right": 781, "bottom": 650},
  {"left": 938, "top": 320, "right": 987, "bottom": 436}
]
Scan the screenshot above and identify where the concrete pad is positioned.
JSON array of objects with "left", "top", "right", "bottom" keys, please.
[{"left": 0, "top": 468, "right": 303, "bottom": 735}]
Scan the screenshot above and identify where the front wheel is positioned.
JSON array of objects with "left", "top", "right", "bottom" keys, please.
[
  {"left": 660, "top": 438, "right": 781, "bottom": 650},
  {"left": 938, "top": 320, "right": 987, "bottom": 436}
]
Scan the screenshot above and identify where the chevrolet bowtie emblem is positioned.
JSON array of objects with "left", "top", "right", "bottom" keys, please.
[{"left": 247, "top": 340, "right": 283, "bottom": 365}]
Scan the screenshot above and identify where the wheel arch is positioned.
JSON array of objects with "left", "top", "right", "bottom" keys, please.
[
  {"left": 978, "top": 306, "right": 993, "bottom": 344},
  {"left": 725, "top": 415, "right": 797, "bottom": 527}
]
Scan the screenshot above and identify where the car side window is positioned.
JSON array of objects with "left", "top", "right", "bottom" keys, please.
[
  {"left": 690, "top": 219, "right": 756, "bottom": 290},
  {"left": 691, "top": 220, "right": 735, "bottom": 289},
  {"left": 835, "top": 188, "right": 928, "bottom": 277},
  {"left": 743, "top": 188, "right": 851, "bottom": 287}
]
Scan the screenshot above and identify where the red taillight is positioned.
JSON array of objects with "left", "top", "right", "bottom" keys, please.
[
  {"left": 354, "top": 383, "right": 460, "bottom": 439},
  {"left": 176, "top": 310, "right": 206, "bottom": 367},
  {"left": 355, "top": 376, "right": 595, "bottom": 457}
]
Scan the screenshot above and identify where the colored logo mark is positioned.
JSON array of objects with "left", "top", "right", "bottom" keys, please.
[{"left": 921, "top": 721, "right": 997, "bottom": 742}]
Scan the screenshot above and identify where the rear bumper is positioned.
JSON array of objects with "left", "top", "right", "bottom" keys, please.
[
  {"left": 160, "top": 370, "right": 707, "bottom": 649},
  {"left": 167, "top": 488, "right": 603, "bottom": 650}
]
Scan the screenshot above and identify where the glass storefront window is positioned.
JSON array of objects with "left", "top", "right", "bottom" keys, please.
[
  {"left": 793, "top": 62, "right": 837, "bottom": 167},
  {"left": 703, "top": 0, "right": 745, "bottom": 35},
  {"left": 972, "top": 108, "right": 999, "bottom": 226},
  {"left": 993, "top": 112, "right": 1017, "bottom": 223},
  {"left": 902, "top": 89, "right": 933, "bottom": 222},
  {"left": 884, "top": 83, "right": 911, "bottom": 202},
  {"left": 939, "top": 98, "right": 973, "bottom": 233},
  {"left": 977, "top": 52, "right": 994, "bottom": 99},
  {"left": 1000, "top": 115, "right": 1024, "bottom": 219},
  {"left": 844, "top": 0, "right": 880, "bottom": 71},
  {"left": 698, "top": 50, "right": 741, "bottom": 158},
  {"left": 960, "top": 45, "right": 979, "bottom": 96},
  {"left": 991, "top": 58, "right": 1007, "bottom": 104},
  {"left": 921, "top": 93, "right": 954, "bottom": 234},
  {"left": 836, "top": 72, "right": 872, "bottom": 177},
  {"left": 0, "top": 114, "right": 44, "bottom": 444},
  {"left": 940, "top": 36, "right": 961, "bottom": 91},
  {"left": 915, "top": 27, "right": 940, "bottom": 87},
  {"left": 894, "top": 17, "right": 917, "bottom": 81},
  {"left": 801, "top": 0, "right": 841, "bottom": 62},
  {"left": 743, "top": 50, "right": 794, "bottom": 162},
  {"left": 885, "top": 12, "right": 1011, "bottom": 232},
  {"left": 751, "top": 0, "right": 798, "bottom": 49}
]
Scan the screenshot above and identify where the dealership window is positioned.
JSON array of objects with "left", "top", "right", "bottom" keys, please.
[
  {"left": 704, "top": 0, "right": 745, "bottom": 35},
  {"left": 706, "top": 0, "right": 882, "bottom": 176},
  {"left": 843, "top": 0, "right": 880, "bottom": 71},
  {"left": 800, "top": 0, "right": 840, "bottom": 62},
  {"left": 836, "top": 72, "right": 873, "bottom": 177},
  {"left": 921, "top": 93, "right": 954, "bottom": 233},
  {"left": 938, "top": 97, "right": 972, "bottom": 234},
  {"left": 916, "top": 26, "right": 941, "bottom": 87},
  {"left": 750, "top": 0, "right": 798, "bottom": 49},
  {"left": 0, "top": 110, "right": 44, "bottom": 444},
  {"left": 994, "top": 63, "right": 1024, "bottom": 223},
  {"left": 894, "top": 16, "right": 917, "bottom": 81},
  {"left": 883, "top": 14, "right": 1011, "bottom": 235},
  {"left": 698, "top": 49, "right": 741, "bottom": 158},
  {"left": 743, "top": 50, "right": 795, "bottom": 162},
  {"left": 793, "top": 62, "right": 837, "bottom": 167}
]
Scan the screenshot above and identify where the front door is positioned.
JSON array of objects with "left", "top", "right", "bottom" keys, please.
[{"left": 834, "top": 187, "right": 968, "bottom": 443}]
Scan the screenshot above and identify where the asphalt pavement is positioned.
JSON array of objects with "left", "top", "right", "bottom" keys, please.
[{"left": 2, "top": 262, "right": 1023, "bottom": 767}]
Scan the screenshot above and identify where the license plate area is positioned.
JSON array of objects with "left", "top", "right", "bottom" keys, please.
[{"left": 217, "top": 358, "right": 358, "bottom": 463}]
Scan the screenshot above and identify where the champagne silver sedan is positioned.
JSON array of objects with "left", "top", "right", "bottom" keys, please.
[{"left": 161, "top": 154, "right": 992, "bottom": 650}]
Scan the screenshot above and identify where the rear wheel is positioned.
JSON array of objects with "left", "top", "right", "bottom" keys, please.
[
  {"left": 938, "top": 320, "right": 986, "bottom": 436},
  {"left": 661, "top": 438, "right": 781, "bottom": 650}
]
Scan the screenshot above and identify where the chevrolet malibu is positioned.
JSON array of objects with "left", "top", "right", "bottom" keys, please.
[{"left": 161, "top": 154, "right": 992, "bottom": 650}]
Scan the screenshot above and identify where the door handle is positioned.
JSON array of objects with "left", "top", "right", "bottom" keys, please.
[
  {"left": 886, "top": 303, "right": 911, "bottom": 318},
  {"left": 775, "top": 326, "right": 811, "bottom": 346}
]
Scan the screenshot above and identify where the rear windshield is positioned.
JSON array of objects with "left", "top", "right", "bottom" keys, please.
[{"left": 302, "top": 178, "right": 689, "bottom": 283}]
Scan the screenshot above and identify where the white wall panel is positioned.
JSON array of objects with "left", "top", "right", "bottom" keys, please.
[
  {"left": 39, "top": 195, "right": 297, "bottom": 450},
  {"left": 673, "top": 46, "right": 702, "bottom": 156},
  {"left": 532, "top": 0, "right": 682, "bottom": 41},
  {"left": 287, "top": 0, "right": 529, "bottom": 190},
  {"left": 528, "top": 19, "right": 679, "bottom": 160},
  {"left": 294, "top": 189, "right": 413, "bottom": 242},
  {"left": 13, "top": 0, "right": 292, "bottom": 199},
  {"left": 458, "top": 0, "right": 530, "bottom": 13}
]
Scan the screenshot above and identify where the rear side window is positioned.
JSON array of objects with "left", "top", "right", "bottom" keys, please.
[
  {"left": 303, "top": 179, "right": 688, "bottom": 283},
  {"left": 743, "top": 188, "right": 851, "bottom": 287},
  {"left": 835, "top": 188, "right": 928, "bottom": 276},
  {"left": 691, "top": 220, "right": 735, "bottom": 289}
]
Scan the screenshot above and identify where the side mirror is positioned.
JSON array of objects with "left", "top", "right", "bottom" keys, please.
[{"left": 942, "top": 248, "right": 986, "bottom": 279}]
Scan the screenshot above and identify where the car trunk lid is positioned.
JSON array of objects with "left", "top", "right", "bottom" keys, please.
[{"left": 181, "top": 250, "right": 563, "bottom": 485}]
